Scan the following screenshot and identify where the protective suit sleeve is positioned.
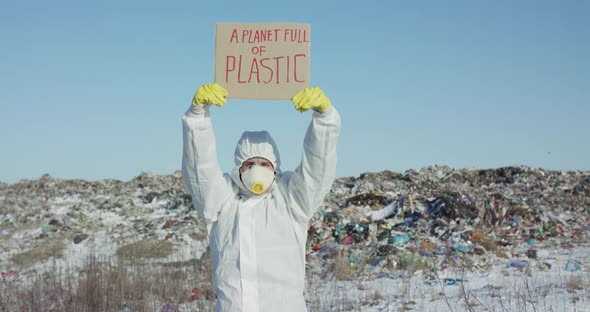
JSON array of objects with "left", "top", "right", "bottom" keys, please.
[
  {"left": 288, "top": 105, "right": 341, "bottom": 222},
  {"left": 182, "top": 104, "right": 234, "bottom": 224}
]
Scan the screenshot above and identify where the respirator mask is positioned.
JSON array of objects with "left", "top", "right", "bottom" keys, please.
[{"left": 240, "top": 164, "right": 276, "bottom": 195}]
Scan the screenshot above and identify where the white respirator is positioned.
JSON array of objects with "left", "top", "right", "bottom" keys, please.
[{"left": 241, "top": 164, "right": 275, "bottom": 195}]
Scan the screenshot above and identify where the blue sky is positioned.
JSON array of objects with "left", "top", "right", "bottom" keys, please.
[{"left": 1, "top": 0, "right": 588, "bottom": 183}]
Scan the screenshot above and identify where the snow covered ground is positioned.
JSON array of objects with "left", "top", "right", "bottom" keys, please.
[
  {"left": 1, "top": 168, "right": 588, "bottom": 311},
  {"left": 305, "top": 244, "right": 590, "bottom": 311}
]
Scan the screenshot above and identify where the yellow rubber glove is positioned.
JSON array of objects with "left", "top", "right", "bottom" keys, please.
[
  {"left": 192, "top": 83, "right": 228, "bottom": 107},
  {"left": 291, "top": 87, "right": 331, "bottom": 113}
]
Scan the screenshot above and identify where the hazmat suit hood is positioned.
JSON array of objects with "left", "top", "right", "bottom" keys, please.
[{"left": 230, "top": 130, "right": 281, "bottom": 195}]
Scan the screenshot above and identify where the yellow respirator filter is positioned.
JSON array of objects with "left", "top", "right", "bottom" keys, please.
[{"left": 250, "top": 182, "right": 265, "bottom": 195}]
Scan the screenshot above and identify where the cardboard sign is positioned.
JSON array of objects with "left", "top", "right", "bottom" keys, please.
[{"left": 214, "top": 22, "right": 311, "bottom": 100}]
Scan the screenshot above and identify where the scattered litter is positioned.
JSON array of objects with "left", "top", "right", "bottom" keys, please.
[
  {"left": 508, "top": 259, "right": 527, "bottom": 270},
  {"left": 1, "top": 166, "right": 589, "bottom": 310},
  {"left": 565, "top": 259, "right": 582, "bottom": 272}
]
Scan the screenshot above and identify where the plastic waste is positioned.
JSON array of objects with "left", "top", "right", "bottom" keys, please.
[
  {"left": 508, "top": 259, "right": 527, "bottom": 269},
  {"left": 454, "top": 245, "right": 472, "bottom": 253},
  {"left": 392, "top": 233, "right": 411, "bottom": 245},
  {"left": 368, "top": 201, "right": 399, "bottom": 221},
  {"left": 565, "top": 259, "right": 582, "bottom": 271},
  {"left": 443, "top": 278, "right": 465, "bottom": 286},
  {"left": 341, "top": 235, "right": 354, "bottom": 245}
]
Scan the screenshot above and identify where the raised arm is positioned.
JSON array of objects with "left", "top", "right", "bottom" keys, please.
[
  {"left": 181, "top": 84, "right": 233, "bottom": 224},
  {"left": 287, "top": 87, "right": 341, "bottom": 221}
]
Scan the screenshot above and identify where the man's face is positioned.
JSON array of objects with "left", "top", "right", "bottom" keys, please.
[{"left": 240, "top": 157, "right": 274, "bottom": 173}]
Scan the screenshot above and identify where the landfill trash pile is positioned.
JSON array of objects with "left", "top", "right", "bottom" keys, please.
[
  {"left": 0, "top": 172, "right": 207, "bottom": 272},
  {"left": 306, "top": 166, "right": 589, "bottom": 279},
  {"left": 1, "top": 165, "right": 589, "bottom": 311}
]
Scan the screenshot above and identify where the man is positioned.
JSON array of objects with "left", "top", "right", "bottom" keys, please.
[{"left": 182, "top": 83, "right": 340, "bottom": 311}]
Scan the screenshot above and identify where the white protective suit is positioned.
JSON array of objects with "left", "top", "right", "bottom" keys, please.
[{"left": 182, "top": 103, "right": 340, "bottom": 312}]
